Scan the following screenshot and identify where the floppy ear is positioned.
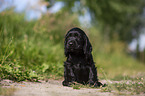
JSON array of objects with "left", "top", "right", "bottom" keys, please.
[
  {"left": 64, "top": 43, "right": 68, "bottom": 57},
  {"left": 64, "top": 33, "right": 69, "bottom": 57},
  {"left": 83, "top": 34, "right": 92, "bottom": 59}
]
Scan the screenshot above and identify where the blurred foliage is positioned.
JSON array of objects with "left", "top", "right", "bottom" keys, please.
[
  {"left": 87, "top": 27, "right": 145, "bottom": 79},
  {"left": 0, "top": 8, "right": 145, "bottom": 82},
  {"left": 46, "top": 0, "right": 145, "bottom": 64},
  {"left": 51, "top": 0, "right": 145, "bottom": 43},
  {"left": 0, "top": 10, "right": 79, "bottom": 81},
  {"left": 136, "top": 49, "right": 145, "bottom": 64}
]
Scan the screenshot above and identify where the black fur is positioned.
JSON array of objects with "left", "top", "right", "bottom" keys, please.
[{"left": 62, "top": 27, "right": 102, "bottom": 87}]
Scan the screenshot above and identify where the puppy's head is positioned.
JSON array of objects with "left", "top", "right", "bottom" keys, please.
[{"left": 65, "top": 27, "right": 92, "bottom": 58}]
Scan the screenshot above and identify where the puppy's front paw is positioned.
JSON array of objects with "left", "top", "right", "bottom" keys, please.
[
  {"left": 89, "top": 81, "right": 103, "bottom": 87},
  {"left": 62, "top": 81, "right": 69, "bottom": 86},
  {"left": 88, "top": 80, "right": 95, "bottom": 85},
  {"left": 94, "top": 82, "right": 103, "bottom": 87},
  {"left": 62, "top": 81, "right": 75, "bottom": 86}
]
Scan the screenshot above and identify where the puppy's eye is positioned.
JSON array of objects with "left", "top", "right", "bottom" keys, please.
[
  {"left": 69, "top": 33, "right": 72, "bottom": 37},
  {"left": 74, "top": 33, "right": 78, "bottom": 37}
]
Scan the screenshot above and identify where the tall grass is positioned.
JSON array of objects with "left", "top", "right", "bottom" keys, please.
[
  {"left": 0, "top": 10, "right": 79, "bottom": 81},
  {"left": 88, "top": 27, "right": 145, "bottom": 80}
]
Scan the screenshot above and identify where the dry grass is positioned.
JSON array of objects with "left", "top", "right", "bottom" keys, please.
[{"left": 0, "top": 86, "right": 17, "bottom": 96}]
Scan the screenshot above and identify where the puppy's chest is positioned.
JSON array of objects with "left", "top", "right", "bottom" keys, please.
[
  {"left": 72, "top": 61, "right": 88, "bottom": 70},
  {"left": 68, "top": 55, "right": 89, "bottom": 70}
]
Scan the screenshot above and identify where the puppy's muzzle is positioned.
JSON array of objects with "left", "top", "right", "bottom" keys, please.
[
  {"left": 67, "top": 38, "right": 78, "bottom": 49},
  {"left": 68, "top": 40, "right": 76, "bottom": 48}
]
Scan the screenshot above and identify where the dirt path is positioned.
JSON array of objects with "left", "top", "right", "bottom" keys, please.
[
  {"left": 1, "top": 80, "right": 113, "bottom": 96},
  {"left": 1, "top": 79, "right": 145, "bottom": 96}
]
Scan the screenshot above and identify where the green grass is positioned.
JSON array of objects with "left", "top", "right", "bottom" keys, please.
[
  {"left": 69, "top": 74, "right": 145, "bottom": 95},
  {"left": 96, "top": 52, "right": 145, "bottom": 80},
  {"left": 70, "top": 82, "right": 101, "bottom": 90},
  {"left": 100, "top": 77, "right": 145, "bottom": 95},
  {"left": 0, "top": 10, "right": 79, "bottom": 81}
]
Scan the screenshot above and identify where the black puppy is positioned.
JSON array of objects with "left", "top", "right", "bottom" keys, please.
[{"left": 62, "top": 27, "right": 102, "bottom": 87}]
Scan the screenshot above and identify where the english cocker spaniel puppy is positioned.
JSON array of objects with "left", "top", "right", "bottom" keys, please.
[{"left": 62, "top": 27, "right": 102, "bottom": 87}]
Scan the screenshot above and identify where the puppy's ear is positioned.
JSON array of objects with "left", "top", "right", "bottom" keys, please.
[
  {"left": 64, "top": 33, "right": 69, "bottom": 57},
  {"left": 65, "top": 50, "right": 68, "bottom": 57},
  {"left": 64, "top": 42, "right": 68, "bottom": 57},
  {"left": 83, "top": 34, "right": 92, "bottom": 59}
]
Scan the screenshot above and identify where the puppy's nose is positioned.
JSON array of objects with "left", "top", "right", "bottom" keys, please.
[{"left": 69, "top": 42, "right": 74, "bottom": 46}]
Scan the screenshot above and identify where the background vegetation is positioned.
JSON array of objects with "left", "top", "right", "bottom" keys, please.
[
  {"left": 0, "top": 10, "right": 145, "bottom": 82},
  {"left": 0, "top": 0, "right": 145, "bottom": 83}
]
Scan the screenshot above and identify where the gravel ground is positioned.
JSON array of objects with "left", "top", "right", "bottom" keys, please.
[{"left": 1, "top": 79, "right": 114, "bottom": 96}]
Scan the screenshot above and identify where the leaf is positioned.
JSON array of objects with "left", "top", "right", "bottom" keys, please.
[{"left": 42, "top": 63, "right": 49, "bottom": 73}]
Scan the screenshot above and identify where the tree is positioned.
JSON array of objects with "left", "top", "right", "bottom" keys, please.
[{"left": 46, "top": 0, "right": 145, "bottom": 43}]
